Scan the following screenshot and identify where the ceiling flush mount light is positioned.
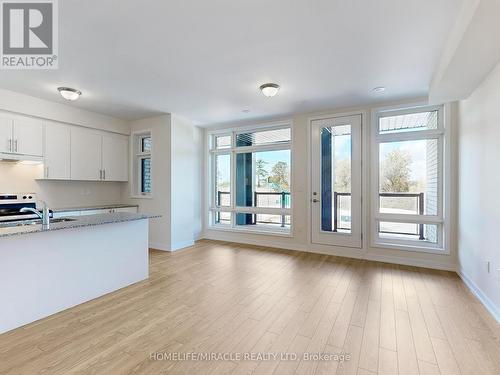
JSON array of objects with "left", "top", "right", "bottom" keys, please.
[
  {"left": 260, "top": 83, "right": 280, "bottom": 97},
  {"left": 57, "top": 87, "right": 82, "bottom": 101},
  {"left": 372, "top": 86, "right": 386, "bottom": 94}
]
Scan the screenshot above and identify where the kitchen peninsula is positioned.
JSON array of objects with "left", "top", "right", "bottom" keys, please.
[{"left": 0, "top": 213, "right": 152, "bottom": 334}]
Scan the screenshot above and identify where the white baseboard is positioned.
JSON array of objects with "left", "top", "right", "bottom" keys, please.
[
  {"left": 171, "top": 240, "right": 195, "bottom": 251},
  {"left": 365, "top": 253, "right": 455, "bottom": 271},
  {"left": 201, "top": 232, "right": 455, "bottom": 271},
  {"left": 458, "top": 268, "right": 500, "bottom": 323},
  {"left": 149, "top": 241, "right": 171, "bottom": 251},
  {"left": 149, "top": 240, "right": 195, "bottom": 252}
]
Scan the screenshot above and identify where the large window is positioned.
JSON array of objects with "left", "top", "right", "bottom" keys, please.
[
  {"left": 209, "top": 124, "right": 292, "bottom": 234},
  {"left": 372, "top": 106, "right": 447, "bottom": 251}
]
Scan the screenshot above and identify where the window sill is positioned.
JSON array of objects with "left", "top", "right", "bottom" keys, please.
[
  {"left": 371, "top": 240, "right": 448, "bottom": 255},
  {"left": 207, "top": 225, "right": 293, "bottom": 238}
]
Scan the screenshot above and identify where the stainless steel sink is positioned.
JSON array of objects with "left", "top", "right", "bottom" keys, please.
[{"left": 0, "top": 217, "right": 77, "bottom": 228}]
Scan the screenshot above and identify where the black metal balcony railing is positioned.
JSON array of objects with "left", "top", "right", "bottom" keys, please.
[
  {"left": 216, "top": 191, "right": 290, "bottom": 227},
  {"left": 216, "top": 191, "right": 425, "bottom": 239},
  {"left": 334, "top": 192, "right": 425, "bottom": 240}
]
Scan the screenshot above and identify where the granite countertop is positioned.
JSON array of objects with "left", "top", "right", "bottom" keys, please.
[
  {"left": 52, "top": 204, "right": 139, "bottom": 212},
  {"left": 0, "top": 213, "right": 158, "bottom": 238}
]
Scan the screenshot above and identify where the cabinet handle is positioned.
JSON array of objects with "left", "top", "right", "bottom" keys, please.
[
  {"left": 103, "top": 170, "right": 105, "bottom": 180},
  {"left": 46, "top": 166, "right": 49, "bottom": 179},
  {"left": 8, "top": 139, "right": 11, "bottom": 152},
  {"left": 14, "top": 139, "right": 18, "bottom": 153},
  {"left": 99, "top": 170, "right": 102, "bottom": 180}
]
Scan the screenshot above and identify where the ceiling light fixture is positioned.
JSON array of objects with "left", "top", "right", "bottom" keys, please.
[
  {"left": 57, "top": 87, "right": 82, "bottom": 101},
  {"left": 372, "top": 86, "right": 386, "bottom": 94},
  {"left": 260, "top": 83, "right": 280, "bottom": 97}
]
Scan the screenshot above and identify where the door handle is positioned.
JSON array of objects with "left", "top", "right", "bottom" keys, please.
[{"left": 312, "top": 198, "right": 320, "bottom": 203}]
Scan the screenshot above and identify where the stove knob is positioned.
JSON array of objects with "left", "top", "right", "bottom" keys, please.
[
  {"left": 28, "top": 196, "right": 32, "bottom": 199},
  {"left": 23, "top": 196, "right": 27, "bottom": 199}
]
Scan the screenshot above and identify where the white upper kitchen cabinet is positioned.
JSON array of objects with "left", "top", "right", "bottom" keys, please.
[
  {"left": 0, "top": 117, "right": 13, "bottom": 153},
  {"left": 70, "top": 127, "right": 102, "bottom": 181},
  {"left": 44, "top": 122, "right": 71, "bottom": 179},
  {"left": 0, "top": 115, "right": 43, "bottom": 156},
  {"left": 12, "top": 117, "right": 43, "bottom": 156},
  {"left": 70, "top": 127, "right": 129, "bottom": 182},
  {"left": 102, "top": 134, "right": 128, "bottom": 181}
]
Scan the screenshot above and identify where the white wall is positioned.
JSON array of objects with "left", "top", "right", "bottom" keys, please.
[
  {"left": 457, "top": 61, "right": 500, "bottom": 321},
  {"left": 202, "top": 99, "right": 458, "bottom": 271},
  {"left": 430, "top": 0, "right": 500, "bottom": 104},
  {"left": 0, "top": 88, "right": 129, "bottom": 134},
  {"left": 122, "top": 114, "right": 200, "bottom": 251},
  {"left": 122, "top": 115, "right": 172, "bottom": 250},
  {"left": 193, "top": 126, "right": 204, "bottom": 240},
  {"left": 170, "top": 114, "right": 197, "bottom": 250},
  {"left": 0, "top": 89, "right": 129, "bottom": 209}
]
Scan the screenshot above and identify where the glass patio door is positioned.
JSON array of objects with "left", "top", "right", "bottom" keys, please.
[{"left": 311, "top": 114, "right": 362, "bottom": 248}]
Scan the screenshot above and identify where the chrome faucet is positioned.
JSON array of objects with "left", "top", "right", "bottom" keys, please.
[{"left": 20, "top": 202, "right": 50, "bottom": 226}]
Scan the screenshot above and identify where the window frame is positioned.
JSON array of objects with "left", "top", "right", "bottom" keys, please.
[
  {"left": 130, "top": 131, "right": 153, "bottom": 199},
  {"left": 370, "top": 104, "right": 450, "bottom": 254},
  {"left": 207, "top": 122, "right": 293, "bottom": 235}
]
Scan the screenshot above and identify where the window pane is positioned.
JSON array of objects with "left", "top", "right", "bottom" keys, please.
[
  {"left": 320, "top": 125, "right": 352, "bottom": 233},
  {"left": 215, "top": 154, "right": 231, "bottom": 206},
  {"left": 379, "top": 110, "right": 438, "bottom": 134},
  {"left": 335, "top": 194, "right": 352, "bottom": 232},
  {"left": 236, "top": 128, "right": 291, "bottom": 147},
  {"left": 141, "top": 137, "right": 152, "bottom": 153},
  {"left": 214, "top": 211, "right": 231, "bottom": 225},
  {"left": 235, "top": 150, "right": 291, "bottom": 208},
  {"left": 141, "top": 157, "right": 151, "bottom": 193},
  {"left": 215, "top": 135, "right": 231, "bottom": 149},
  {"left": 379, "top": 139, "right": 438, "bottom": 215},
  {"left": 235, "top": 213, "right": 291, "bottom": 230},
  {"left": 378, "top": 222, "right": 439, "bottom": 244}
]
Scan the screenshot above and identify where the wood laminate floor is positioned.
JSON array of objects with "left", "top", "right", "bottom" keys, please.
[{"left": 1, "top": 240, "right": 499, "bottom": 375}]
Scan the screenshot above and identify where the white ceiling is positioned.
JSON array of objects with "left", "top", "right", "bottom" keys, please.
[{"left": 0, "top": 0, "right": 463, "bottom": 126}]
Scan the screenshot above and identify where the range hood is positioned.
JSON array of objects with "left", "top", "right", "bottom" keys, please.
[{"left": 0, "top": 153, "right": 43, "bottom": 164}]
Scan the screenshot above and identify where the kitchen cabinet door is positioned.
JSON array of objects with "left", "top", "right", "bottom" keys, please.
[
  {"left": 102, "top": 134, "right": 128, "bottom": 181},
  {"left": 71, "top": 128, "right": 102, "bottom": 181},
  {"left": 12, "top": 118, "right": 43, "bottom": 156},
  {"left": 0, "top": 117, "right": 13, "bottom": 153},
  {"left": 44, "top": 122, "right": 71, "bottom": 179}
]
